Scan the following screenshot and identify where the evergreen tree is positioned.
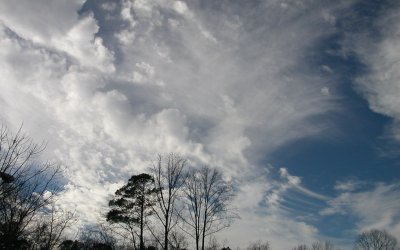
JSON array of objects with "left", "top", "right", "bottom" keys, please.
[{"left": 107, "top": 173, "right": 157, "bottom": 250}]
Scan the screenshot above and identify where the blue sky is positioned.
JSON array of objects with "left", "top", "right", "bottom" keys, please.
[{"left": 0, "top": 0, "right": 400, "bottom": 249}]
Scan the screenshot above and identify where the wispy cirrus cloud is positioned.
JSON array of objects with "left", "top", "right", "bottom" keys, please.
[
  {"left": 219, "top": 166, "right": 330, "bottom": 248},
  {"left": 322, "top": 182, "right": 400, "bottom": 238}
]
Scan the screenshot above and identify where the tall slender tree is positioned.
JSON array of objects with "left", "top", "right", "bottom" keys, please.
[
  {"left": 107, "top": 173, "right": 157, "bottom": 250},
  {"left": 150, "top": 153, "right": 187, "bottom": 250},
  {"left": 181, "top": 166, "right": 236, "bottom": 250}
]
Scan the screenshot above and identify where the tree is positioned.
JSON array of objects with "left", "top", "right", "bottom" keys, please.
[
  {"left": 29, "top": 203, "right": 75, "bottom": 250},
  {"left": 77, "top": 224, "right": 117, "bottom": 250},
  {"left": 292, "top": 241, "right": 336, "bottom": 250},
  {"left": 168, "top": 230, "right": 188, "bottom": 250},
  {"left": 181, "top": 166, "right": 236, "bottom": 250},
  {"left": 59, "top": 239, "right": 84, "bottom": 250},
  {"left": 150, "top": 154, "right": 187, "bottom": 250},
  {"left": 310, "top": 241, "right": 335, "bottom": 250},
  {"left": 292, "top": 245, "right": 308, "bottom": 250},
  {"left": 107, "top": 173, "right": 157, "bottom": 250},
  {"left": 0, "top": 124, "right": 61, "bottom": 249},
  {"left": 247, "top": 241, "right": 271, "bottom": 250},
  {"left": 354, "top": 229, "right": 398, "bottom": 250}
]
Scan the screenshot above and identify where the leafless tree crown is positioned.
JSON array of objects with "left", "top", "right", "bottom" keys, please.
[
  {"left": 355, "top": 229, "right": 398, "bottom": 250},
  {"left": 150, "top": 153, "right": 187, "bottom": 250},
  {"left": 0, "top": 124, "right": 62, "bottom": 249},
  {"left": 181, "top": 166, "right": 236, "bottom": 250}
]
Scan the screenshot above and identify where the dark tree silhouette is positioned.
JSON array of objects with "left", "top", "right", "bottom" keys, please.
[
  {"left": 310, "top": 241, "right": 335, "bottom": 250},
  {"left": 181, "top": 166, "right": 236, "bottom": 250},
  {"left": 354, "top": 229, "right": 398, "bottom": 250},
  {"left": 150, "top": 153, "right": 187, "bottom": 250},
  {"left": 246, "top": 241, "right": 271, "bottom": 250},
  {"left": 292, "top": 241, "right": 335, "bottom": 250},
  {"left": 29, "top": 203, "right": 75, "bottom": 250},
  {"left": 107, "top": 173, "right": 157, "bottom": 250},
  {"left": 0, "top": 125, "right": 61, "bottom": 249},
  {"left": 292, "top": 244, "right": 308, "bottom": 250}
]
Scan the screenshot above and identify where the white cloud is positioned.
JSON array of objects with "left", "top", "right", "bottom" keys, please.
[
  {"left": 173, "top": 1, "right": 189, "bottom": 15},
  {"left": 0, "top": 0, "right": 84, "bottom": 43},
  {"left": 0, "top": 0, "right": 114, "bottom": 72},
  {"left": 334, "top": 179, "right": 364, "bottom": 192},
  {"left": 217, "top": 167, "right": 324, "bottom": 249},
  {"left": 101, "top": 2, "right": 117, "bottom": 11},
  {"left": 321, "top": 87, "right": 330, "bottom": 96},
  {"left": 0, "top": 0, "right": 360, "bottom": 248},
  {"left": 322, "top": 182, "right": 400, "bottom": 237},
  {"left": 351, "top": 3, "right": 400, "bottom": 142}
]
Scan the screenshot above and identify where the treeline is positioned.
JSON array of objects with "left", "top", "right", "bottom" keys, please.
[
  {"left": 291, "top": 229, "right": 399, "bottom": 250},
  {"left": 1, "top": 125, "right": 399, "bottom": 250},
  {"left": 0, "top": 125, "right": 237, "bottom": 250},
  {"left": 103, "top": 155, "right": 236, "bottom": 250}
]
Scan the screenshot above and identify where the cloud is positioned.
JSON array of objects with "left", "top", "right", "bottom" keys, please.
[
  {"left": 0, "top": 0, "right": 360, "bottom": 248},
  {"left": 0, "top": 0, "right": 84, "bottom": 42},
  {"left": 334, "top": 179, "right": 364, "bottom": 192},
  {"left": 322, "top": 182, "right": 400, "bottom": 237},
  {"left": 350, "top": 2, "right": 400, "bottom": 142},
  {"left": 217, "top": 167, "right": 325, "bottom": 249},
  {"left": 0, "top": 0, "right": 114, "bottom": 72}
]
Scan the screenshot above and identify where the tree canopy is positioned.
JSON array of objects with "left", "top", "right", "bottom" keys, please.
[{"left": 107, "top": 173, "right": 157, "bottom": 250}]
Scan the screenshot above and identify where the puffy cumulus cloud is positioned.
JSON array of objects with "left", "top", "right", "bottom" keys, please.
[
  {"left": 0, "top": 0, "right": 114, "bottom": 72},
  {"left": 110, "top": 0, "right": 347, "bottom": 166},
  {"left": 0, "top": 0, "right": 357, "bottom": 248},
  {"left": 351, "top": 3, "right": 400, "bottom": 142},
  {"left": 322, "top": 182, "right": 400, "bottom": 237},
  {"left": 55, "top": 14, "right": 115, "bottom": 73},
  {"left": 0, "top": 24, "right": 64, "bottom": 143}
]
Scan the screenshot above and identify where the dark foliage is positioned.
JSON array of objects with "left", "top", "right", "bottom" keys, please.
[{"left": 107, "top": 173, "right": 157, "bottom": 250}]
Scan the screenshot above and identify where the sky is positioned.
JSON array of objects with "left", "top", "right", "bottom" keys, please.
[{"left": 0, "top": 0, "right": 400, "bottom": 249}]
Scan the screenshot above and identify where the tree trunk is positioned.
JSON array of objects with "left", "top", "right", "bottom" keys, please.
[
  {"left": 201, "top": 205, "right": 208, "bottom": 250},
  {"left": 164, "top": 213, "right": 169, "bottom": 250},
  {"left": 201, "top": 213, "right": 207, "bottom": 250},
  {"left": 196, "top": 234, "right": 200, "bottom": 250},
  {"left": 140, "top": 194, "right": 145, "bottom": 250}
]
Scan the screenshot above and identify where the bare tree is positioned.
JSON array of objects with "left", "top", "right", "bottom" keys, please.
[
  {"left": 247, "top": 241, "right": 271, "bottom": 250},
  {"left": 0, "top": 124, "right": 61, "bottom": 249},
  {"left": 206, "top": 236, "right": 220, "bottom": 250},
  {"left": 292, "top": 241, "right": 336, "bottom": 250},
  {"left": 78, "top": 223, "right": 117, "bottom": 250},
  {"left": 310, "top": 241, "right": 336, "bottom": 250},
  {"left": 355, "top": 229, "right": 398, "bottom": 250},
  {"left": 29, "top": 203, "right": 75, "bottom": 250},
  {"left": 292, "top": 244, "right": 309, "bottom": 250},
  {"left": 150, "top": 153, "right": 187, "bottom": 250},
  {"left": 181, "top": 166, "right": 236, "bottom": 250},
  {"left": 311, "top": 242, "right": 324, "bottom": 250},
  {"left": 169, "top": 230, "right": 188, "bottom": 250}
]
